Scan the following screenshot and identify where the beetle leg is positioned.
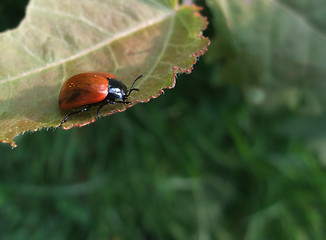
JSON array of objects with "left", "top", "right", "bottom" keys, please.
[
  {"left": 96, "top": 102, "right": 107, "bottom": 119},
  {"left": 110, "top": 100, "right": 131, "bottom": 104},
  {"left": 93, "top": 99, "right": 131, "bottom": 121},
  {"left": 60, "top": 105, "right": 91, "bottom": 125}
]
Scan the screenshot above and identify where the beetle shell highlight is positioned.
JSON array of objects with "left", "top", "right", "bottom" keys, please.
[{"left": 59, "top": 72, "right": 116, "bottom": 110}]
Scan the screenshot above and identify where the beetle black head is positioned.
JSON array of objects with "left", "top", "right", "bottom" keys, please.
[{"left": 107, "top": 75, "right": 142, "bottom": 103}]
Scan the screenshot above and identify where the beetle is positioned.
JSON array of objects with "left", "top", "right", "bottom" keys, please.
[{"left": 58, "top": 72, "right": 142, "bottom": 124}]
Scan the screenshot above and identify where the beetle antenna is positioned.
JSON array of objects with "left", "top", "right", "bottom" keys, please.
[{"left": 127, "top": 74, "right": 142, "bottom": 96}]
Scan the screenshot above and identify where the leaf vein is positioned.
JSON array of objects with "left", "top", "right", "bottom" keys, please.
[
  {"left": 273, "top": 0, "right": 326, "bottom": 40},
  {"left": 136, "top": 14, "right": 176, "bottom": 88},
  {"left": 30, "top": 6, "right": 112, "bottom": 36},
  {"left": 1, "top": 11, "right": 175, "bottom": 85}
]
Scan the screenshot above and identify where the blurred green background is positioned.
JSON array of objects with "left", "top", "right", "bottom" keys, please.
[{"left": 1, "top": 0, "right": 326, "bottom": 239}]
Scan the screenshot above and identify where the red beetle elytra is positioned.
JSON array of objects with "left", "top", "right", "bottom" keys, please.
[{"left": 59, "top": 72, "right": 142, "bottom": 124}]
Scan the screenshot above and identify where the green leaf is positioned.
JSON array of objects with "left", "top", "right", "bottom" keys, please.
[
  {"left": 0, "top": 0, "right": 209, "bottom": 147},
  {"left": 207, "top": 0, "right": 326, "bottom": 113}
]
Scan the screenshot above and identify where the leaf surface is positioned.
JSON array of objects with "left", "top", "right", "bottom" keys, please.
[{"left": 0, "top": 0, "right": 209, "bottom": 147}]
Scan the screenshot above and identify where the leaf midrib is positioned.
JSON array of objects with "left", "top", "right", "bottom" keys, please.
[{"left": 1, "top": 10, "right": 175, "bottom": 85}]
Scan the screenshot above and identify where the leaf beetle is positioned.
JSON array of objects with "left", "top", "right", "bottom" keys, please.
[{"left": 58, "top": 72, "right": 142, "bottom": 124}]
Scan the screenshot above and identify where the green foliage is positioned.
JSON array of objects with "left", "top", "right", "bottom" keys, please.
[
  {"left": 1, "top": 0, "right": 326, "bottom": 239},
  {"left": 207, "top": 0, "right": 326, "bottom": 113}
]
